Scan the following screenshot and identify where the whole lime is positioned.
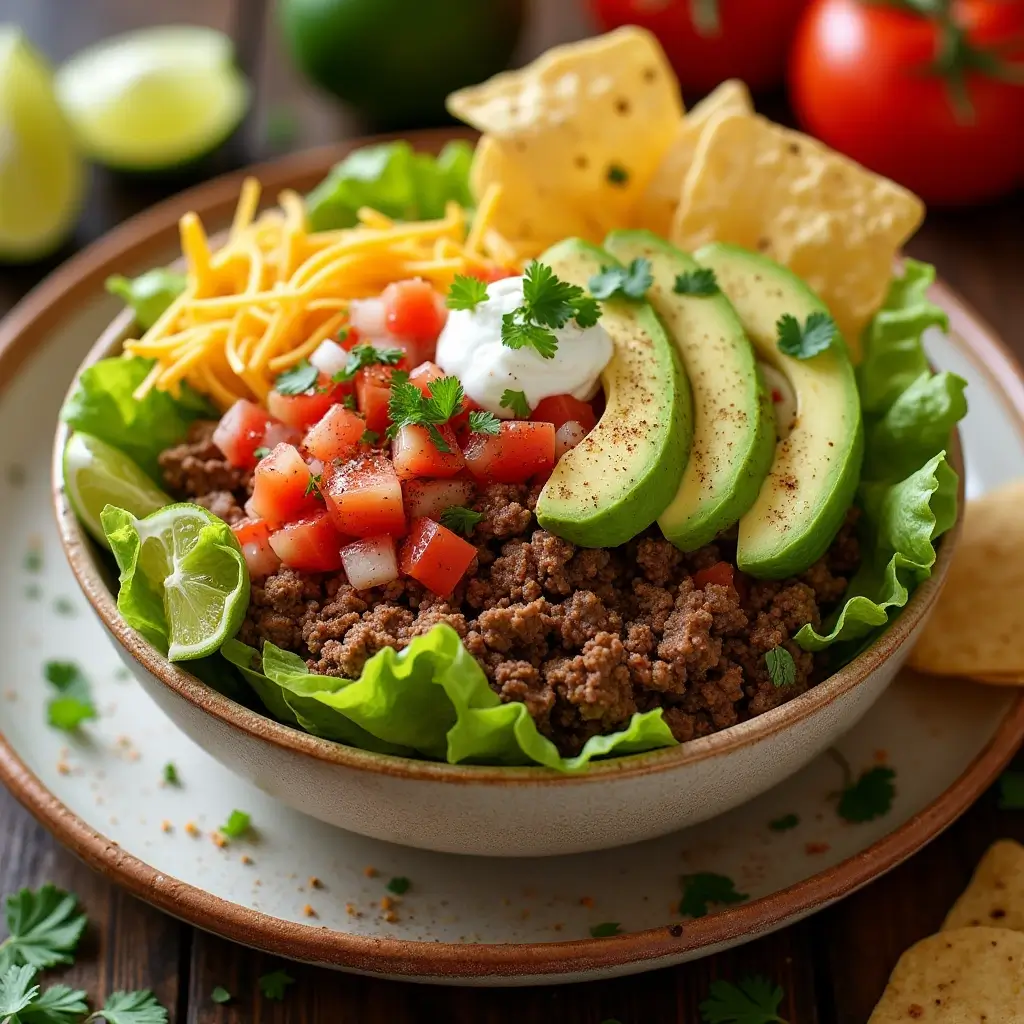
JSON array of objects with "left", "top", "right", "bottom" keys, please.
[{"left": 278, "top": 0, "right": 526, "bottom": 126}]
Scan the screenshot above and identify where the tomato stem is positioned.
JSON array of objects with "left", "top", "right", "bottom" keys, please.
[{"left": 689, "top": 0, "right": 721, "bottom": 37}]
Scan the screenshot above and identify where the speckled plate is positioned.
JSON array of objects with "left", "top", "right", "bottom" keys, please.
[{"left": 1, "top": 143, "right": 1023, "bottom": 986}]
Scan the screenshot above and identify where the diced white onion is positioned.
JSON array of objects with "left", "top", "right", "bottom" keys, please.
[
  {"left": 264, "top": 421, "right": 302, "bottom": 449},
  {"left": 309, "top": 339, "right": 349, "bottom": 377},
  {"left": 242, "top": 539, "right": 280, "bottom": 579},
  {"left": 348, "top": 297, "right": 387, "bottom": 337},
  {"left": 402, "top": 479, "right": 475, "bottom": 520},
  {"left": 341, "top": 535, "right": 399, "bottom": 590},
  {"left": 555, "top": 421, "right": 586, "bottom": 460}
]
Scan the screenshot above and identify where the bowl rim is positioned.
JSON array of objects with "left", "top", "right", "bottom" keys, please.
[{"left": 44, "top": 139, "right": 969, "bottom": 788}]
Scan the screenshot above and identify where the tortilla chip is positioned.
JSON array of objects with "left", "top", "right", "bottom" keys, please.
[
  {"left": 448, "top": 27, "right": 682, "bottom": 231},
  {"left": 909, "top": 480, "right": 1024, "bottom": 677},
  {"left": 671, "top": 113, "right": 924, "bottom": 352},
  {"left": 868, "top": 927, "right": 1024, "bottom": 1022},
  {"left": 943, "top": 840, "right": 1024, "bottom": 933},
  {"left": 634, "top": 79, "right": 752, "bottom": 237}
]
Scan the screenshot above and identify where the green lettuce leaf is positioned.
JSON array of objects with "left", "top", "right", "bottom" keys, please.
[
  {"left": 62, "top": 357, "right": 214, "bottom": 478},
  {"left": 224, "top": 626, "right": 675, "bottom": 771},
  {"left": 306, "top": 140, "right": 474, "bottom": 232},
  {"left": 106, "top": 268, "right": 187, "bottom": 331}
]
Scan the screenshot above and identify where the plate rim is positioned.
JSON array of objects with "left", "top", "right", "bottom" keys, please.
[{"left": 1, "top": 133, "right": 1023, "bottom": 979}]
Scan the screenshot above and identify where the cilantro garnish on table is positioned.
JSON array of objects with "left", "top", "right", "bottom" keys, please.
[
  {"left": 218, "top": 810, "right": 251, "bottom": 839},
  {"left": 273, "top": 359, "right": 319, "bottom": 396},
  {"left": 1, "top": 966, "right": 89, "bottom": 1023},
  {"left": 679, "top": 873, "right": 749, "bottom": 919},
  {"left": 467, "top": 410, "right": 500, "bottom": 435},
  {"left": 587, "top": 257, "right": 653, "bottom": 300},
  {"left": 0, "top": 886, "right": 87, "bottom": 975},
  {"left": 837, "top": 765, "right": 896, "bottom": 823},
  {"left": 330, "top": 344, "right": 404, "bottom": 383},
  {"left": 765, "top": 647, "right": 796, "bottom": 688},
  {"left": 500, "top": 389, "right": 531, "bottom": 418},
  {"left": 210, "top": 987, "right": 231, "bottom": 1005},
  {"left": 87, "top": 989, "right": 167, "bottom": 1023},
  {"left": 673, "top": 268, "right": 719, "bottom": 296},
  {"left": 776, "top": 312, "right": 836, "bottom": 359},
  {"left": 43, "top": 662, "right": 96, "bottom": 732},
  {"left": 501, "top": 261, "right": 601, "bottom": 360},
  {"left": 257, "top": 970, "right": 294, "bottom": 1002},
  {"left": 699, "top": 976, "right": 788, "bottom": 1024},
  {"left": 439, "top": 506, "right": 484, "bottom": 536},
  {"left": 998, "top": 769, "right": 1024, "bottom": 809},
  {"left": 446, "top": 274, "right": 489, "bottom": 312},
  {"left": 387, "top": 376, "right": 465, "bottom": 452}
]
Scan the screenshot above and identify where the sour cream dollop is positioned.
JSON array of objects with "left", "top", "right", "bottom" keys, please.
[{"left": 435, "top": 276, "right": 614, "bottom": 417}]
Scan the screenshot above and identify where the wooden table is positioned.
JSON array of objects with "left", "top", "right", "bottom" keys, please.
[{"left": 1, "top": 1, "right": 1023, "bottom": 1020}]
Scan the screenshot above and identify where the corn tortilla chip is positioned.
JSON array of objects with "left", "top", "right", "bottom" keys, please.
[
  {"left": 909, "top": 480, "right": 1024, "bottom": 677},
  {"left": 943, "top": 840, "right": 1024, "bottom": 933},
  {"left": 635, "top": 79, "right": 752, "bottom": 237},
  {"left": 868, "top": 927, "right": 1024, "bottom": 1022},
  {"left": 448, "top": 26, "right": 682, "bottom": 231},
  {"left": 671, "top": 113, "right": 924, "bottom": 353}
]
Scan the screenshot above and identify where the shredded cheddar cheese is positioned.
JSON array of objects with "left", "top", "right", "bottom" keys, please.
[{"left": 123, "top": 177, "right": 518, "bottom": 409}]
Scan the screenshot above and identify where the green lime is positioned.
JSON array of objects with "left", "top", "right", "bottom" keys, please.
[
  {"left": 64, "top": 432, "right": 171, "bottom": 548},
  {"left": 278, "top": 0, "right": 525, "bottom": 126},
  {"left": 0, "top": 28, "right": 85, "bottom": 261},
  {"left": 102, "top": 503, "right": 249, "bottom": 661},
  {"left": 55, "top": 26, "right": 249, "bottom": 171}
]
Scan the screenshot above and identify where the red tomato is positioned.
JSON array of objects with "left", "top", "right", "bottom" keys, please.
[
  {"left": 340, "top": 535, "right": 399, "bottom": 590},
  {"left": 463, "top": 421, "right": 555, "bottom": 484},
  {"left": 590, "top": 0, "right": 809, "bottom": 93},
  {"left": 403, "top": 478, "right": 475, "bottom": 520},
  {"left": 391, "top": 424, "right": 465, "bottom": 480},
  {"left": 356, "top": 364, "right": 401, "bottom": 433},
  {"left": 303, "top": 404, "right": 366, "bottom": 463},
  {"left": 268, "top": 373, "right": 345, "bottom": 431},
  {"left": 269, "top": 512, "right": 345, "bottom": 573},
  {"left": 399, "top": 517, "right": 477, "bottom": 597},
  {"left": 381, "top": 279, "right": 448, "bottom": 364},
  {"left": 232, "top": 518, "right": 281, "bottom": 579},
  {"left": 531, "top": 394, "right": 598, "bottom": 432},
  {"left": 790, "top": 0, "right": 1024, "bottom": 205},
  {"left": 322, "top": 453, "right": 406, "bottom": 537},
  {"left": 693, "top": 561, "right": 735, "bottom": 590},
  {"left": 249, "top": 443, "right": 322, "bottom": 527},
  {"left": 212, "top": 399, "right": 272, "bottom": 469}
]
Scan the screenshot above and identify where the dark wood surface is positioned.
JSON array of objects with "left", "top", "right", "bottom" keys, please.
[{"left": 1, "top": 1, "right": 1023, "bottom": 1020}]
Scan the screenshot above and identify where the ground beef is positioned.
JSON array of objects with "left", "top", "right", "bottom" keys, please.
[{"left": 158, "top": 421, "right": 251, "bottom": 524}]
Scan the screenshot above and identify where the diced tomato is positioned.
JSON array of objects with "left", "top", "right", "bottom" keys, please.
[
  {"left": 463, "top": 421, "right": 556, "bottom": 484},
  {"left": 403, "top": 478, "right": 475, "bottom": 520},
  {"left": 464, "top": 261, "right": 519, "bottom": 284},
  {"left": 693, "top": 561, "right": 735, "bottom": 591},
  {"left": 398, "top": 517, "right": 477, "bottom": 597},
  {"left": 268, "top": 373, "right": 345, "bottom": 431},
  {"left": 355, "top": 364, "right": 401, "bottom": 433},
  {"left": 212, "top": 399, "right": 273, "bottom": 469},
  {"left": 322, "top": 453, "right": 406, "bottom": 538},
  {"left": 531, "top": 394, "right": 598, "bottom": 433},
  {"left": 249, "top": 443, "right": 321, "bottom": 527},
  {"left": 381, "top": 279, "right": 447, "bottom": 363},
  {"left": 303, "top": 404, "right": 366, "bottom": 463},
  {"left": 269, "top": 512, "right": 344, "bottom": 573},
  {"left": 391, "top": 424, "right": 465, "bottom": 480},
  {"left": 231, "top": 518, "right": 280, "bottom": 579},
  {"left": 341, "top": 535, "right": 399, "bottom": 590},
  {"left": 555, "top": 421, "right": 586, "bottom": 460}
]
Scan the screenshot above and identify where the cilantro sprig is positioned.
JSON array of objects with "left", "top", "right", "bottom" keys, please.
[
  {"left": 0, "top": 886, "right": 87, "bottom": 975},
  {"left": 673, "top": 268, "right": 719, "bottom": 296},
  {"left": 387, "top": 376, "right": 465, "bottom": 452},
  {"left": 258, "top": 970, "right": 294, "bottom": 1002},
  {"left": 500, "top": 261, "right": 601, "bottom": 360},
  {"left": 679, "top": 873, "right": 748, "bottom": 919},
  {"left": 699, "top": 976, "right": 788, "bottom": 1024},
  {"left": 446, "top": 274, "right": 489, "bottom": 312},
  {"left": 87, "top": 989, "right": 167, "bottom": 1023},
  {"left": 330, "top": 344, "right": 404, "bottom": 383},
  {"left": 587, "top": 258, "right": 653, "bottom": 300},
  {"left": 776, "top": 312, "right": 836, "bottom": 359},
  {"left": 43, "top": 663, "right": 95, "bottom": 733},
  {"left": 765, "top": 647, "right": 796, "bottom": 689},
  {"left": 467, "top": 410, "right": 500, "bottom": 435},
  {"left": 273, "top": 360, "right": 319, "bottom": 396},
  {"left": 439, "top": 506, "right": 484, "bottom": 536},
  {"left": 499, "top": 389, "right": 531, "bottom": 418}
]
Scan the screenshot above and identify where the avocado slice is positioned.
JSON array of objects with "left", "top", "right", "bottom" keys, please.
[
  {"left": 605, "top": 230, "right": 775, "bottom": 551},
  {"left": 535, "top": 239, "right": 692, "bottom": 547},
  {"left": 695, "top": 243, "right": 863, "bottom": 579}
]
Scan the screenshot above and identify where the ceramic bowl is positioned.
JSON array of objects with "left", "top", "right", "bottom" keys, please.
[{"left": 52, "top": 300, "right": 964, "bottom": 857}]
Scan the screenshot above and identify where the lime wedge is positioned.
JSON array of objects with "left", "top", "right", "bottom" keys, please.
[
  {"left": 63, "top": 432, "right": 171, "bottom": 548},
  {"left": 55, "top": 26, "right": 250, "bottom": 171},
  {"left": 102, "top": 503, "right": 250, "bottom": 661},
  {"left": 0, "top": 28, "right": 85, "bottom": 261}
]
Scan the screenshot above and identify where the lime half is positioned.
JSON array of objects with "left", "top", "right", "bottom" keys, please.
[
  {"left": 55, "top": 26, "right": 250, "bottom": 171},
  {"left": 64, "top": 432, "right": 171, "bottom": 548},
  {"left": 102, "top": 503, "right": 250, "bottom": 661},
  {"left": 0, "top": 28, "right": 85, "bottom": 261}
]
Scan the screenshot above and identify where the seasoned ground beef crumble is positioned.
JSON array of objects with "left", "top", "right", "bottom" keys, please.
[{"left": 160, "top": 421, "right": 861, "bottom": 756}]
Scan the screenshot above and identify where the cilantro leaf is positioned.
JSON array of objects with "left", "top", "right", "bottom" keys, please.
[
  {"left": 219, "top": 810, "right": 251, "bottom": 839},
  {"left": 43, "top": 662, "right": 96, "bottom": 732},
  {"left": 21, "top": 982, "right": 89, "bottom": 1024},
  {"left": 210, "top": 987, "right": 231, "bottom": 1005},
  {"left": 303, "top": 473, "right": 322, "bottom": 498},
  {"left": 776, "top": 312, "right": 836, "bottom": 360},
  {"left": 439, "top": 506, "right": 484, "bottom": 536},
  {"left": 423, "top": 376, "right": 464, "bottom": 422},
  {"left": 998, "top": 769, "right": 1024, "bottom": 810},
  {"left": 87, "top": 989, "right": 167, "bottom": 1024},
  {"left": 679, "top": 873, "right": 748, "bottom": 919},
  {"left": 499, "top": 389, "right": 531, "bottom": 418},
  {"left": 330, "top": 344, "right": 404, "bottom": 384},
  {"left": 342, "top": 394, "right": 357, "bottom": 411},
  {"left": 673, "top": 268, "right": 719, "bottom": 296},
  {"left": 162, "top": 763, "right": 179, "bottom": 786},
  {"left": 765, "top": 647, "right": 796, "bottom": 688},
  {"left": 768, "top": 814, "right": 799, "bottom": 832},
  {"left": 699, "top": 976, "right": 788, "bottom": 1024},
  {"left": 500, "top": 314, "right": 559, "bottom": 360},
  {"left": 446, "top": 274, "right": 489, "bottom": 312},
  {"left": 467, "top": 410, "right": 501, "bottom": 435},
  {"left": 273, "top": 360, "right": 319, "bottom": 396},
  {"left": 258, "top": 970, "right": 294, "bottom": 1001},
  {"left": 588, "top": 922, "right": 622, "bottom": 938},
  {"left": 385, "top": 877, "right": 410, "bottom": 895},
  {"left": 0, "top": 965, "right": 39, "bottom": 1018},
  {"left": 360, "top": 429, "right": 380, "bottom": 446},
  {"left": 837, "top": 766, "right": 896, "bottom": 823},
  {"left": 0, "top": 886, "right": 87, "bottom": 975},
  {"left": 587, "top": 258, "right": 653, "bottom": 300},
  {"left": 606, "top": 163, "right": 629, "bottom": 185},
  {"left": 387, "top": 376, "right": 464, "bottom": 452},
  {"left": 252, "top": 446, "right": 271, "bottom": 460}
]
